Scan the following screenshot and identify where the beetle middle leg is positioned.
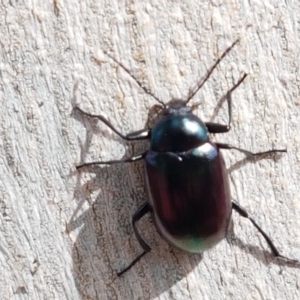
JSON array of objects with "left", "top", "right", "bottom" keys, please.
[
  {"left": 75, "top": 106, "right": 150, "bottom": 141},
  {"left": 216, "top": 143, "right": 286, "bottom": 156},
  {"left": 232, "top": 200, "right": 299, "bottom": 263},
  {"left": 117, "top": 202, "right": 151, "bottom": 276}
]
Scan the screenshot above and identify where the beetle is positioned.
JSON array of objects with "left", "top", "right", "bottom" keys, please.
[{"left": 76, "top": 40, "right": 299, "bottom": 276}]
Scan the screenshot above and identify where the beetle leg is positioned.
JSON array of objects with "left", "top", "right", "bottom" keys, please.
[
  {"left": 76, "top": 151, "right": 147, "bottom": 169},
  {"left": 232, "top": 200, "right": 299, "bottom": 263},
  {"left": 205, "top": 73, "right": 247, "bottom": 133},
  {"left": 75, "top": 106, "right": 150, "bottom": 140},
  {"left": 117, "top": 202, "right": 151, "bottom": 276},
  {"left": 215, "top": 143, "right": 286, "bottom": 156},
  {"left": 126, "top": 128, "right": 151, "bottom": 140},
  {"left": 205, "top": 122, "right": 231, "bottom": 133}
]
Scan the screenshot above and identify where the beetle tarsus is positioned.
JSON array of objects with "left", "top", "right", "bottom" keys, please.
[{"left": 117, "top": 250, "right": 148, "bottom": 276}]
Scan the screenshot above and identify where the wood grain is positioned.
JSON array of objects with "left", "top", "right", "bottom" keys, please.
[{"left": 0, "top": 1, "right": 299, "bottom": 299}]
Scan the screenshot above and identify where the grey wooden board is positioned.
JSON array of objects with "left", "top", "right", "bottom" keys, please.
[{"left": 0, "top": 1, "right": 299, "bottom": 299}]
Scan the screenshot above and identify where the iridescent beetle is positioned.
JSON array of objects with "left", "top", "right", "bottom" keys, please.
[{"left": 76, "top": 40, "right": 299, "bottom": 275}]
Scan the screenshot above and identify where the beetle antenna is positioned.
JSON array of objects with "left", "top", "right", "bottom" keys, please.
[
  {"left": 103, "top": 50, "right": 166, "bottom": 109},
  {"left": 191, "top": 73, "right": 248, "bottom": 111},
  {"left": 185, "top": 39, "right": 240, "bottom": 105}
]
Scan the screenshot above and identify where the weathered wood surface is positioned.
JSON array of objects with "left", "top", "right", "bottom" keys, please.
[{"left": 0, "top": 1, "right": 299, "bottom": 299}]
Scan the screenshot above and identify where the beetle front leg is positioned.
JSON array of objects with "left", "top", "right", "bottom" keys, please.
[
  {"left": 232, "top": 200, "right": 299, "bottom": 263},
  {"left": 117, "top": 202, "right": 151, "bottom": 276},
  {"left": 216, "top": 143, "right": 286, "bottom": 156},
  {"left": 205, "top": 74, "right": 247, "bottom": 134},
  {"left": 75, "top": 106, "right": 150, "bottom": 140}
]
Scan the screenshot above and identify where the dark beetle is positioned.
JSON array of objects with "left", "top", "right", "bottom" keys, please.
[{"left": 76, "top": 40, "right": 299, "bottom": 276}]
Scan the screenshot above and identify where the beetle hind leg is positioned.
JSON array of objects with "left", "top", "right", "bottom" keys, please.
[
  {"left": 232, "top": 200, "right": 299, "bottom": 263},
  {"left": 117, "top": 202, "right": 151, "bottom": 276}
]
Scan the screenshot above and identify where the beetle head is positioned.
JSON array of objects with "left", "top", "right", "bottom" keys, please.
[{"left": 161, "top": 99, "right": 192, "bottom": 116}]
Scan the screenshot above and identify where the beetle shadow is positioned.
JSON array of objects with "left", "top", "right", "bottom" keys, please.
[
  {"left": 227, "top": 151, "right": 286, "bottom": 174},
  {"left": 70, "top": 107, "right": 204, "bottom": 299},
  {"left": 208, "top": 90, "right": 228, "bottom": 124}
]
